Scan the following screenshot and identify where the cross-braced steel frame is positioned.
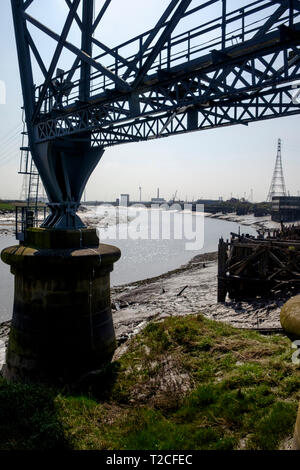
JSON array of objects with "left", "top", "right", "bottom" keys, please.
[
  {"left": 10, "top": 0, "right": 300, "bottom": 227},
  {"left": 12, "top": 0, "right": 300, "bottom": 146}
]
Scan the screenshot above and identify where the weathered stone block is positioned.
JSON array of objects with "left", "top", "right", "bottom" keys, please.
[
  {"left": 280, "top": 295, "right": 300, "bottom": 339},
  {"left": 1, "top": 228, "right": 121, "bottom": 384}
]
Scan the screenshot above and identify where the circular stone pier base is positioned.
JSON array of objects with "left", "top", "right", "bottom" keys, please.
[
  {"left": 0, "top": 228, "right": 121, "bottom": 384},
  {"left": 280, "top": 295, "right": 300, "bottom": 450}
]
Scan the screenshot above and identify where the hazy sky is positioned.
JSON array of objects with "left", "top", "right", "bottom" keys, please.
[{"left": 1, "top": 0, "right": 300, "bottom": 202}]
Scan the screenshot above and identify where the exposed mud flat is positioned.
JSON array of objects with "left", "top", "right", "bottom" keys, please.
[
  {"left": 111, "top": 252, "right": 289, "bottom": 354},
  {"left": 0, "top": 250, "right": 288, "bottom": 364},
  {"left": 0, "top": 214, "right": 15, "bottom": 235},
  {"left": 0, "top": 210, "right": 291, "bottom": 363},
  {"left": 0, "top": 206, "right": 133, "bottom": 235},
  {"left": 206, "top": 212, "right": 279, "bottom": 230},
  {"left": 206, "top": 211, "right": 300, "bottom": 232}
]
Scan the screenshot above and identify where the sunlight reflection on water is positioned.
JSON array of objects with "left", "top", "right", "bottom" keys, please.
[{"left": 0, "top": 207, "right": 257, "bottom": 322}]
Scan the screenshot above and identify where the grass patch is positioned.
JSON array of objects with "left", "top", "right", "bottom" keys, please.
[
  {"left": 0, "top": 315, "right": 299, "bottom": 450},
  {"left": 0, "top": 380, "right": 67, "bottom": 450},
  {"left": 0, "top": 202, "right": 16, "bottom": 212}
]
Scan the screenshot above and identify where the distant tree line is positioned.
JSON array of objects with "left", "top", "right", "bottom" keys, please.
[{"left": 196, "top": 198, "right": 271, "bottom": 217}]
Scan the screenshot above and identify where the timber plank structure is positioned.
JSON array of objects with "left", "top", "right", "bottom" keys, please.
[{"left": 218, "top": 226, "right": 300, "bottom": 302}]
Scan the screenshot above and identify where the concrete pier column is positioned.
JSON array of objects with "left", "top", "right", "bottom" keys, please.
[{"left": 1, "top": 228, "right": 120, "bottom": 384}]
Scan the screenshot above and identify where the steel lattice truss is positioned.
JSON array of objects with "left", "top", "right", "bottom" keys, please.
[
  {"left": 267, "top": 138, "right": 287, "bottom": 201},
  {"left": 12, "top": 0, "right": 300, "bottom": 149}
]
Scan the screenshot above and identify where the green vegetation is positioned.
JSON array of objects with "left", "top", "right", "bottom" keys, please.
[
  {"left": 198, "top": 199, "right": 271, "bottom": 216},
  {"left": 0, "top": 315, "right": 299, "bottom": 450},
  {"left": 0, "top": 201, "right": 17, "bottom": 212}
]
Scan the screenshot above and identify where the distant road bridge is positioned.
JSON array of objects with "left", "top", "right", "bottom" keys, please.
[{"left": 11, "top": 0, "right": 300, "bottom": 228}]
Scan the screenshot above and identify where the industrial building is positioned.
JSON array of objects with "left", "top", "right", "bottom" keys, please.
[
  {"left": 120, "top": 194, "right": 130, "bottom": 207},
  {"left": 151, "top": 188, "right": 166, "bottom": 204},
  {"left": 271, "top": 196, "right": 300, "bottom": 222}
]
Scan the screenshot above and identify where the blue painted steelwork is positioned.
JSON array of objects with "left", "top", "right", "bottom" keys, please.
[{"left": 10, "top": 0, "right": 300, "bottom": 228}]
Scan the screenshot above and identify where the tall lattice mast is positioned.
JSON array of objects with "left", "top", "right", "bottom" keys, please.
[{"left": 267, "top": 139, "right": 287, "bottom": 202}]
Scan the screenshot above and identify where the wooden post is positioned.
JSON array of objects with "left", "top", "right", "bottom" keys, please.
[{"left": 218, "top": 237, "right": 227, "bottom": 302}]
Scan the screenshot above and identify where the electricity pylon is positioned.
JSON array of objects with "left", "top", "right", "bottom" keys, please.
[{"left": 267, "top": 139, "right": 287, "bottom": 202}]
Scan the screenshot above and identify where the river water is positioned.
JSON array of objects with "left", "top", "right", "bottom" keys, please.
[{"left": 0, "top": 206, "right": 257, "bottom": 322}]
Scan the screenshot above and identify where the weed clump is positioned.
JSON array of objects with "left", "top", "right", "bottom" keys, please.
[{"left": 0, "top": 315, "right": 299, "bottom": 450}]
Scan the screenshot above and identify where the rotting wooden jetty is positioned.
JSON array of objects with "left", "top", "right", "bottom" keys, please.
[{"left": 218, "top": 225, "right": 300, "bottom": 302}]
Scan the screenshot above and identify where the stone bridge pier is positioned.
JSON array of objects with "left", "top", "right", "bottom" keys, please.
[{"left": 1, "top": 227, "right": 120, "bottom": 384}]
